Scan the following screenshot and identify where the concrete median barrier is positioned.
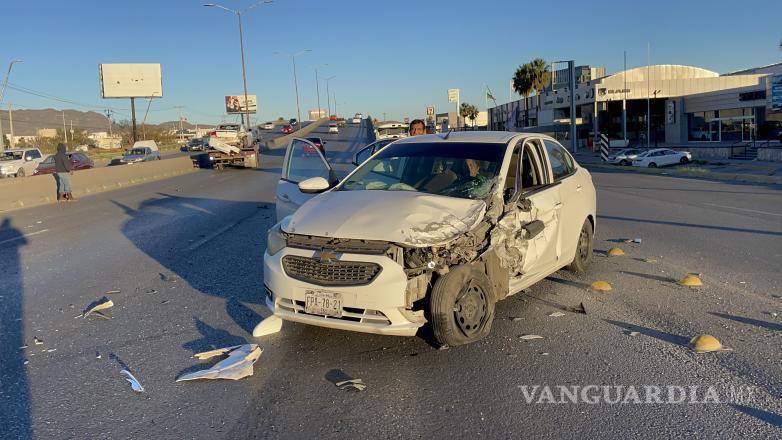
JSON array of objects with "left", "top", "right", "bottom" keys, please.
[
  {"left": 0, "top": 156, "right": 196, "bottom": 212},
  {"left": 265, "top": 118, "right": 328, "bottom": 149}
]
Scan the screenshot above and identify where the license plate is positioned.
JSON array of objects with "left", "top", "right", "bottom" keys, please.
[{"left": 304, "top": 290, "right": 342, "bottom": 317}]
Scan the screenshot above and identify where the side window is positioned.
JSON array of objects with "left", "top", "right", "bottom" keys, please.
[
  {"left": 26, "top": 150, "right": 41, "bottom": 160},
  {"left": 543, "top": 139, "right": 575, "bottom": 181},
  {"left": 285, "top": 139, "right": 331, "bottom": 183},
  {"left": 353, "top": 144, "right": 374, "bottom": 165},
  {"left": 503, "top": 145, "right": 521, "bottom": 202}
]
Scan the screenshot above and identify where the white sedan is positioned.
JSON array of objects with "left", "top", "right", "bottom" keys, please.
[
  {"left": 266, "top": 132, "right": 597, "bottom": 346},
  {"left": 632, "top": 148, "right": 691, "bottom": 168},
  {"left": 262, "top": 122, "right": 275, "bottom": 130},
  {"left": 328, "top": 123, "right": 339, "bottom": 134}
]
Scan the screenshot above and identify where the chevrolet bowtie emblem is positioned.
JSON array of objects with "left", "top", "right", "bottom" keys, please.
[{"left": 317, "top": 249, "right": 337, "bottom": 263}]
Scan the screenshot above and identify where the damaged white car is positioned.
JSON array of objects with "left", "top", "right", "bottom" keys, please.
[{"left": 265, "top": 132, "right": 596, "bottom": 346}]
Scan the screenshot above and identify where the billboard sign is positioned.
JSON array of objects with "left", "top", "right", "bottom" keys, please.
[
  {"left": 771, "top": 74, "right": 782, "bottom": 112},
  {"left": 100, "top": 64, "right": 163, "bottom": 98},
  {"left": 426, "top": 106, "right": 435, "bottom": 116},
  {"left": 225, "top": 95, "right": 257, "bottom": 114},
  {"left": 448, "top": 88, "right": 459, "bottom": 103}
]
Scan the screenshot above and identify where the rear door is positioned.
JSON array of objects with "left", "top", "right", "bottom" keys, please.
[
  {"left": 541, "top": 138, "right": 583, "bottom": 262},
  {"left": 275, "top": 138, "right": 334, "bottom": 221}
]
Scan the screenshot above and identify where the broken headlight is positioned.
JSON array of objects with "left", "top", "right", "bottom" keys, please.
[{"left": 266, "top": 223, "right": 286, "bottom": 256}]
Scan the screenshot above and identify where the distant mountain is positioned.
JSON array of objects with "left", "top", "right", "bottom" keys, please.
[{"left": 0, "top": 108, "right": 215, "bottom": 136}]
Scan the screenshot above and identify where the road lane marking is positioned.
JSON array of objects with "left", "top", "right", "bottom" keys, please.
[
  {"left": 0, "top": 229, "right": 49, "bottom": 246},
  {"left": 702, "top": 203, "right": 782, "bottom": 217},
  {"left": 186, "top": 222, "right": 238, "bottom": 251}
]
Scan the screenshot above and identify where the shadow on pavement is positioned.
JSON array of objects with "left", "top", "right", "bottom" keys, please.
[
  {"left": 603, "top": 319, "right": 690, "bottom": 347},
  {"left": 709, "top": 312, "right": 782, "bottom": 332},
  {"left": 0, "top": 218, "right": 31, "bottom": 439},
  {"left": 618, "top": 270, "right": 676, "bottom": 284},
  {"left": 730, "top": 404, "right": 782, "bottom": 428}
]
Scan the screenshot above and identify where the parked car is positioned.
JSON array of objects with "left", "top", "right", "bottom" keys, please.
[
  {"left": 305, "top": 137, "right": 327, "bottom": 154},
  {"left": 0, "top": 148, "right": 44, "bottom": 178},
  {"left": 328, "top": 122, "right": 339, "bottom": 134},
  {"left": 281, "top": 124, "right": 294, "bottom": 135},
  {"left": 289, "top": 118, "right": 298, "bottom": 127},
  {"left": 632, "top": 148, "right": 691, "bottom": 168},
  {"left": 607, "top": 148, "right": 644, "bottom": 166},
  {"left": 352, "top": 138, "right": 396, "bottom": 165},
  {"left": 34, "top": 152, "right": 94, "bottom": 175},
  {"left": 267, "top": 132, "right": 597, "bottom": 346},
  {"left": 263, "top": 122, "right": 275, "bottom": 130},
  {"left": 109, "top": 140, "right": 161, "bottom": 166}
]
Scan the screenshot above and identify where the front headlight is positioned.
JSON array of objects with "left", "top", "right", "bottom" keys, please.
[{"left": 266, "top": 223, "right": 286, "bottom": 256}]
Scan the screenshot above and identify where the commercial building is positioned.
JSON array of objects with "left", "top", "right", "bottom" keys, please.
[{"left": 489, "top": 62, "right": 782, "bottom": 160}]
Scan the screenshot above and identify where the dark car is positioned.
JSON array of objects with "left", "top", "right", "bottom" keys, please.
[
  {"left": 184, "top": 138, "right": 208, "bottom": 151},
  {"left": 34, "top": 152, "right": 94, "bottom": 175},
  {"left": 289, "top": 118, "right": 298, "bottom": 126},
  {"left": 305, "top": 137, "right": 327, "bottom": 154},
  {"left": 281, "top": 124, "right": 294, "bottom": 134}
]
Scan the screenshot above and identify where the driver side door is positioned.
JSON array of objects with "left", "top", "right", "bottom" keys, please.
[{"left": 275, "top": 138, "right": 334, "bottom": 221}]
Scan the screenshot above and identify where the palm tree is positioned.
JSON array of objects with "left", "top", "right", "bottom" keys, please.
[
  {"left": 468, "top": 104, "right": 479, "bottom": 127},
  {"left": 459, "top": 102, "right": 473, "bottom": 129},
  {"left": 529, "top": 58, "right": 551, "bottom": 118},
  {"left": 512, "top": 59, "right": 550, "bottom": 127}
]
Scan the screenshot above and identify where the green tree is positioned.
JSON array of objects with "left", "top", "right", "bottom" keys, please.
[
  {"left": 512, "top": 58, "right": 551, "bottom": 127},
  {"left": 460, "top": 103, "right": 479, "bottom": 127}
]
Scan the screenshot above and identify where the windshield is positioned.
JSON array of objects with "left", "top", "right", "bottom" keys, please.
[
  {"left": 339, "top": 142, "right": 505, "bottom": 200},
  {"left": 378, "top": 127, "right": 407, "bottom": 136},
  {"left": 127, "top": 148, "right": 146, "bottom": 156},
  {"left": 1, "top": 151, "right": 23, "bottom": 161}
]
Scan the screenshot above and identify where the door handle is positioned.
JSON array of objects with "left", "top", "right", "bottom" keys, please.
[{"left": 278, "top": 194, "right": 290, "bottom": 201}]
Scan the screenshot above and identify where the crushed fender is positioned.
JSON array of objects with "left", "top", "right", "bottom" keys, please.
[
  {"left": 121, "top": 369, "right": 144, "bottom": 393},
  {"left": 252, "top": 315, "right": 283, "bottom": 337},
  {"left": 82, "top": 297, "right": 114, "bottom": 319},
  {"left": 177, "top": 344, "right": 262, "bottom": 381}
]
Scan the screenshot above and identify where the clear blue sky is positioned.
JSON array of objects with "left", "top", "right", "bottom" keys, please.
[{"left": 2, "top": 0, "right": 781, "bottom": 125}]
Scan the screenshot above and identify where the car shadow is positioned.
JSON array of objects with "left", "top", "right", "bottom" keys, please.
[
  {"left": 0, "top": 218, "right": 32, "bottom": 439},
  {"left": 730, "top": 404, "right": 782, "bottom": 428},
  {"left": 603, "top": 319, "right": 690, "bottom": 347},
  {"left": 545, "top": 276, "right": 591, "bottom": 290}
]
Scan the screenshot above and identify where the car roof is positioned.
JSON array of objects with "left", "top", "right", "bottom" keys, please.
[
  {"left": 392, "top": 131, "right": 555, "bottom": 145},
  {"left": 4, "top": 148, "right": 36, "bottom": 153}
]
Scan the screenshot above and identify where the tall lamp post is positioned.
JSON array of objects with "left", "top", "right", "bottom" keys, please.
[
  {"left": 204, "top": 1, "right": 273, "bottom": 128},
  {"left": 312, "top": 64, "right": 328, "bottom": 119},
  {"left": 0, "top": 59, "right": 22, "bottom": 150},
  {"left": 277, "top": 50, "right": 311, "bottom": 125},
  {"left": 324, "top": 75, "right": 336, "bottom": 117}
]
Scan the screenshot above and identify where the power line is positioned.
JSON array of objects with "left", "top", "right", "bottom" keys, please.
[{"left": 6, "top": 81, "right": 130, "bottom": 115}]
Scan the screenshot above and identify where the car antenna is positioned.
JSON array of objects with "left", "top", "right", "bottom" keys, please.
[{"left": 441, "top": 128, "right": 454, "bottom": 140}]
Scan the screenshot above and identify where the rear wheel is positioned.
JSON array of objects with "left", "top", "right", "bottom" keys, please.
[
  {"left": 619, "top": 159, "right": 630, "bottom": 166},
  {"left": 680, "top": 156, "right": 689, "bottom": 164},
  {"left": 16, "top": 168, "right": 25, "bottom": 177},
  {"left": 567, "top": 219, "right": 594, "bottom": 273},
  {"left": 648, "top": 162, "right": 657, "bottom": 168},
  {"left": 429, "top": 265, "right": 495, "bottom": 347}
]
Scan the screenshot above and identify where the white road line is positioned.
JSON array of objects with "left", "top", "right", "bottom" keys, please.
[
  {"left": 702, "top": 203, "right": 782, "bottom": 217},
  {"left": 186, "top": 222, "right": 238, "bottom": 251},
  {"left": 0, "top": 228, "right": 50, "bottom": 246}
]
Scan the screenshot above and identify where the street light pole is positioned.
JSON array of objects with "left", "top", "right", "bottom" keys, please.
[
  {"left": 204, "top": 1, "right": 273, "bottom": 128},
  {"left": 325, "top": 75, "right": 336, "bottom": 117},
  {"left": 276, "top": 49, "right": 310, "bottom": 125},
  {"left": 0, "top": 59, "right": 22, "bottom": 150},
  {"left": 312, "top": 64, "right": 327, "bottom": 119}
]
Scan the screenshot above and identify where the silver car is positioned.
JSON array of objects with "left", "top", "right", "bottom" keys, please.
[{"left": 607, "top": 148, "right": 644, "bottom": 166}]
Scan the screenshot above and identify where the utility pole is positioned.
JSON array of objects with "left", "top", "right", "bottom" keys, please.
[
  {"left": 105, "top": 109, "right": 113, "bottom": 139},
  {"left": 70, "top": 120, "right": 73, "bottom": 143},
  {"left": 175, "top": 105, "right": 185, "bottom": 144},
  {"left": 315, "top": 68, "right": 320, "bottom": 118},
  {"left": 8, "top": 102, "right": 15, "bottom": 147},
  {"left": 647, "top": 42, "right": 651, "bottom": 149},
  {"left": 0, "top": 59, "right": 22, "bottom": 150},
  {"left": 62, "top": 110, "right": 68, "bottom": 144},
  {"left": 622, "top": 50, "right": 627, "bottom": 141},
  {"left": 130, "top": 97, "right": 138, "bottom": 142},
  {"left": 333, "top": 90, "right": 337, "bottom": 117}
]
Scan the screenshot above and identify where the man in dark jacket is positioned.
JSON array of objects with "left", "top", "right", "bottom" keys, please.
[{"left": 53, "top": 143, "right": 75, "bottom": 201}]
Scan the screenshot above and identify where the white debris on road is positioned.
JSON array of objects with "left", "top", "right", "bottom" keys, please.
[
  {"left": 121, "top": 370, "right": 144, "bottom": 393},
  {"left": 252, "top": 315, "right": 283, "bottom": 337},
  {"left": 177, "top": 344, "right": 262, "bottom": 381}
]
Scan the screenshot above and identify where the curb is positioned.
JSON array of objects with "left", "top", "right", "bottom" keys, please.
[{"left": 584, "top": 162, "right": 782, "bottom": 185}]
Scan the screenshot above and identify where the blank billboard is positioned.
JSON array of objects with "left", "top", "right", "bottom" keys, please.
[{"left": 100, "top": 63, "right": 163, "bottom": 98}]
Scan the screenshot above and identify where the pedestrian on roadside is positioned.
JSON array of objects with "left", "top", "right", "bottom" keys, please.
[
  {"left": 53, "top": 143, "right": 76, "bottom": 202},
  {"left": 408, "top": 119, "right": 426, "bottom": 136}
]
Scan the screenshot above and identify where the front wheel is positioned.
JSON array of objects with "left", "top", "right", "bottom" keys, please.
[
  {"left": 567, "top": 219, "right": 594, "bottom": 273},
  {"left": 648, "top": 162, "right": 657, "bottom": 168},
  {"left": 429, "top": 265, "right": 495, "bottom": 347},
  {"left": 680, "top": 156, "right": 689, "bottom": 164}
]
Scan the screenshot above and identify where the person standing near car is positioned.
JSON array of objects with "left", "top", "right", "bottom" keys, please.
[
  {"left": 53, "top": 143, "right": 75, "bottom": 202},
  {"left": 408, "top": 119, "right": 426, "bottom": 136}
]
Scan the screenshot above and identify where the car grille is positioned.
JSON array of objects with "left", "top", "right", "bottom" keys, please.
[
  {"left": 284, "top": 233, "right": 390, "bottom": 255},
  {"left": 282, "top": 255, "right": 381, "bottom": 286}
]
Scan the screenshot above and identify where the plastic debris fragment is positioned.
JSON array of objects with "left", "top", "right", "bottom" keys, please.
[
  {"left": 519, "top": 334, "right": 544, "bottom": 340},
  {"left": 121, "top": 369, "right": 144, "bottom": 392},
  {"left": 252, "top": 315, "right": 283, "bottom": 338},
  {"left": 33, "top": 337, "right": 43, "bottom": 345},
  {"left": 105, "top": 290, "right": 121, "bottom": 295},
  {"left": 83, "top": 297, "right": 114, "bottom": 318},
  {"left": 547, "top": 311, "right": 566, "bottom": 317},
  {"left": 590, "top": 281, "right": 613, "bottom": 292},
  {"left": 177, "top": 344, "right": 262, "bottom": 381},
  {"left": 335, "top": 378, "right": 366, "bottom": 391}
]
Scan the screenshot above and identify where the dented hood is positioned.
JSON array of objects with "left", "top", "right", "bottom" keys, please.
[{"left": 284, "top": 190, "right": 487, "bottom": 247}]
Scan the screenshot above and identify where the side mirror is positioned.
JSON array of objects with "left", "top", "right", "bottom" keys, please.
[
  {"left": 298, "top": 176, "right": 330, "bottom": 194},
  {"left": 522, "top": 219, "right": 545, "bottom": 239}
]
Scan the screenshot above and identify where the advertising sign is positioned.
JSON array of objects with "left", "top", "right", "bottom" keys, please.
[
  {"left": 225, "top": 95, "right": 257, "bottom": 114},
  {"left": 426, "top": 106, "right": 435, "bottom": 116},
  {"left": 448, "top": 89, "right": 459, "bottom": 103},
  {"left": 771, "top": 74, "right": 782, "bottom": 112},
  {"left": 100, "top": 63, "right": 163, "bottom": 98}
]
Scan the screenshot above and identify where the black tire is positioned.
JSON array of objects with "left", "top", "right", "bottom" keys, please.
[
  {"left": 16, "top": 168, "right": 25, "bottom": 178},
  {"left": 680, "top": 156, "right": 689, "bottom": 164},
  {"left": 429, "top": 265, "right": 495, "bottom": 347},
  {"left": 567, "top": 219, "right": 594, "bottom": 273},
  {"left": 619, "top": 159, "right": 630, "bottom": 166},
  {"left": 648, "top": 162, "right": 657, "bottom": 168}
]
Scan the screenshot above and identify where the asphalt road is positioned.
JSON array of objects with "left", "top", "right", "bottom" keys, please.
[{"left": 1, "top": 124, "right": 780, "bottom": 439}]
